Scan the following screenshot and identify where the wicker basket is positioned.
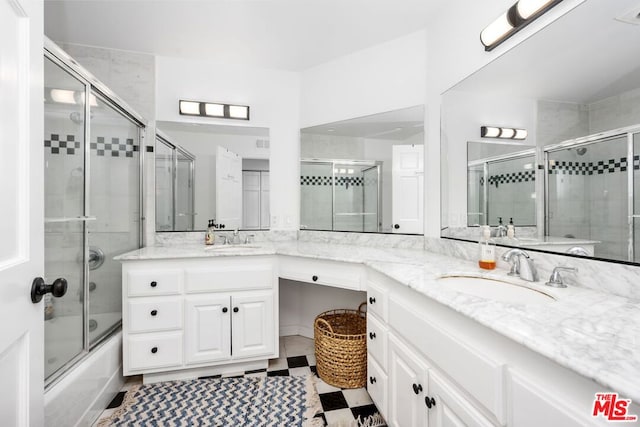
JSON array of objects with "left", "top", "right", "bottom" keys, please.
[{"left": 314, "top": 302, "right": 367, "bottom": 389}]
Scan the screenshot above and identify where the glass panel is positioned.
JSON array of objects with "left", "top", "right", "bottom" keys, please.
[
  {"left": 175, "top": 151, "right": 194, "bottom": 231},
  {"left": 88, "top": 92, "right": 141, "bottom": 346},
  {"left": 634, "top": 132, "right": 639, "bottom": 262},
  {"left": 486, "top": 156, "right": 536, "bottom": 227},
  {"left": 363, "top": 166, "right": 379, "bottom": 232},
  {"left": 300, "top": 162, "right": 333, "bottom": 230},
  {"left": 155, "top": 140, "right": 174, "bottom": 231},
  {"left": 547, "top": 136, "right": 628, "bottom": 261},
  {"left": 43, "top": 57, "right": 86, "bottom": 379},
  {"left": 467, "top": 164, "right": 485, "bottom": 226}
]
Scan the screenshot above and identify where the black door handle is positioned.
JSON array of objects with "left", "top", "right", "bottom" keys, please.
[
  {"left": 233, "top": 307, "right": 239, "bottom": 313},
  {"left": 312, "top": 275, "right": 318, "bottom": 282},
  {"left": 31, "top": 277, "right": 67, "bottom": 303},
  {"left": 412, "top": 383, "right": 423, "bottom": 394},
  {"left": 394, "top": 224, "right": 400, "bottom": 229},
  {"left": 425, "top": 396, "right": 436, "bottom": 408},
  {"left": 150, "top": 310, "right": 158, "bottom": 316},
  {"left": 369, "top": 376, "right": 376, "bottom": 384},
  {"left": 369, "top": 297, "right": 376, "bottom": 304},
  {"left": 151, "top": 347, "right": 158, "bottom": 354},
  {"left": 150, "top": 281, "right": 157, "bottom": 288},
  {"left": 222, "top": 307, "right": 228, "bottom": 313},
  {"left": 369, "top": 332, "right": 376, "bottom": 340}
]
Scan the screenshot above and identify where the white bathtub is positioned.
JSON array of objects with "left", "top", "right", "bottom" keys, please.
[{"left": 44, "top": 317, "right": 124, "bottom": 427}]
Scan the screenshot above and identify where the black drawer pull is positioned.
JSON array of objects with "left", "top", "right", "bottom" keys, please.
[
  {"left": 425, "top": 396, "right": 436, "bottom": 408},
  {"left": 312, "top": 275, "right": 318, "bottom": 282},
  {"left": 150, "top": 281, "right": 157, "bottom": 288},
  {"left": 233, "top": 307, "right": 239, "bottom": 313},
  {"left": 151, "top": 347, "right": 158, "bottom": 354},
  {"left": 369, "top": 297, "right": 376, "bottom": 304},
  {"left": 150, "top": 309, "right": 157, "bottom": 316},
  {"left": 412, "top": 383, "right": 423, "bottom": 394},
  {"left": 369, "top": 376, "right": 376, "bottom": 384},
  {"left": 222, "top": 307, "right": 228, "bottom": 313},
  {"left": 369, "top": 332, "right": 376, "bottom": 340}
]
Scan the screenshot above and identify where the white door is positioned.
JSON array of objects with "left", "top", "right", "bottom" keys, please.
[
  {"left": 0, "top": 0, "right": 44, "bottom": 425},
  {"left": 184, "top": 295, "right": 231, "bottom": 365},
  {"left": 215, "top": 146, "right": 242, "bottom": 229},
  {"left": 388, "top": 335, "right": 428, "bottom": 427},
  {"left": 392, "top": 145, "right": 424, "bottom": 234},
  {"left": 231, "top": 291, "right": 274, "bottom": 360}
]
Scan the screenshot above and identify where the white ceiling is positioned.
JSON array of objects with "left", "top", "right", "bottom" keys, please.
[
  {"left": 301, "top": 105, "right": 424, "bottom": 140},
  {"left": 451, "top": 0, "right": 640, "bottom": 104},
  {"left": 44, "top": 0, "right": 445, "bottom": 71}
]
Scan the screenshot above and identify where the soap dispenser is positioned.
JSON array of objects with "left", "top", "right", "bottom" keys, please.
[
  {"left": 205, "top": 220, "right": 215, "bottom": 245},
  {"left": 478, "top": 225, "right": 496, "bottom": 270}
]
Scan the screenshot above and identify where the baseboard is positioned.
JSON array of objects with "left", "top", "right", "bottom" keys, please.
[{"left": 280, "top": 325, "right": 313, "bottom": 339}]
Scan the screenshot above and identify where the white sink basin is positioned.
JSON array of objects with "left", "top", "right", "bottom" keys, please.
[{"left": 437, "top": 276, "right": 555, "bottom": 304}]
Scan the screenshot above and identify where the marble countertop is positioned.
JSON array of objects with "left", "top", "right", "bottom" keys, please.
[{"left": 116, "top": 241, "right": 640, "bottom": 401}]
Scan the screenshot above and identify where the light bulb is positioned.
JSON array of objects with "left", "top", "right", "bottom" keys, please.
[{"left": 480, "top": 12, "right": 513, "bottom": 47}]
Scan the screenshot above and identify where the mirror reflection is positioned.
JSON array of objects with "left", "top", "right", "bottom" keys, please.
[
  {"left": 300, "top": 106, "right": 424, "bottom": 234},
  {"left": 155, "top": 122, "right": 270, "bottom": 232},
  {"left": 441, "top": 0, "right": 640, "bottom": 263}
]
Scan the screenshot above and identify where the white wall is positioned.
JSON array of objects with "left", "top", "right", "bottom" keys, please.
[
  {"left": 300, "top": 30, "right": 427, "bottom": 128},
  {"left": 156, "top": 56, "right": 300, "bottom": 230}
]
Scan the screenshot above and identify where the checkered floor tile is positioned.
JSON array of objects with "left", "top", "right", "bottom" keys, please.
[{"left": 93, "top": 336, "right": 385, "bottom": 426}]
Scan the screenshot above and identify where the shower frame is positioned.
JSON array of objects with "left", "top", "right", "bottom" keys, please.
[
  {"left": 544, "top": 123, "right": 640, "bottom": 262},
  {"left": 301, "top": 158, "right": 382, "bottom": 232},
  {"left": 44, "top": 39, "right": 146, "bottom": 389}
]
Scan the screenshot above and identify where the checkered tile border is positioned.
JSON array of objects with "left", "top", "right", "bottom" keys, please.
[
  {"left": 481, "top": 170, "right": 535, "bottom": 188},
  {"left": 301, "top": 176, "right": 372, "bottom": 187},
  {"left": 44, "top": 134, "right": 141, "bottom": 157},
  {"left": 548, "top": 156, "right": 640, "bottom": 175}
]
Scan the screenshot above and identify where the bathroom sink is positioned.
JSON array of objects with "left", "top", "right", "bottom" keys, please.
[{"left": 436, "top": 275, "right": 555, "bottom": 304}]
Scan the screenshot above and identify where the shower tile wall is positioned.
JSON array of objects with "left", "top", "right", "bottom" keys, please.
[
  {"left": 485, "top": 157, "right": 536, "bottom": 226},
  {"left": 300, "top": 163, "right": 333, "bottom": 230}
]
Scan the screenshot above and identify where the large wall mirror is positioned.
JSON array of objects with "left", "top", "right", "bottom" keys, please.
[
  {"left": 300, "top": 105, "right": 425, "bottom": 234},
  {"left": 441, "top": 0, "right": 640, "bottom": 263},
  {"left": 156, "top": 122, "right": 270, "bottom": 232}
]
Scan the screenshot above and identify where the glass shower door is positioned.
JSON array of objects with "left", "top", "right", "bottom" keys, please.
[
  {"left": 634, "top": 132, "right": 640, "bottom": 262},
  {"left": 43, "top": 57, "right": 87, "bottom": 379},
  {"left": 155, "top": 138, "right": 174, "bottom": 231},
  {"left": 87, "top": 91, "right": 142, "bottom": 345},
  {"left": 362, "top": 166, "right": 380, "bottom": 232},
  {"left": 300, "top": 161, "right": 333, "bottom": 230},
  {"left": 175, "top": 148, "right": 195, "bottom": 231}
]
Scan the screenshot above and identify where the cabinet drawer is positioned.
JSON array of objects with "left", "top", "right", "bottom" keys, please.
[
  {"left": 279, "top": 256, "right": 363, "bottom": 290},
  {"left": 185, "top": 264, "right": 273, "bottom": 293},
  {"left": 128, "top": 297, "right": 182, "bottom": 333},
  {"left": 127, "top": 332, "right": 183, "bottom": 372},
  {"left": 389, "top": 296, "right": 505, "bottom": 424},
  {"left": 367, "top": 313, "right": 388, "bottom": 370},
  {"left": 366, "top": 280, "right": 388, "bottom": 322},
  {"left": 127, "top": 269, "right": 182, "bottom": 296},
  {"left": 367, "top": 356, "right": 388, "bottom": 419}
]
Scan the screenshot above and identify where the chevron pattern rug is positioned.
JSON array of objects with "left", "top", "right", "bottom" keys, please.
[{"left": 98, "top": 375, "right": 323, "bottom": 427}]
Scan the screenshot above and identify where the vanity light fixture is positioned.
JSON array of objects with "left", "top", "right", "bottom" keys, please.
[
  {"left": 481, "top": 126, "right": 528, "bottom": 140},
  {"left": 480, "top": 0, "right": 563, "bottom": 51},
  {"left": 179, "top": 100, "right": 250, "bottom": 121}
]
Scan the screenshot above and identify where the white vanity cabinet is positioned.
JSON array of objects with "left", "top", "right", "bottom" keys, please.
[
  {"left": 366, "top": 269, "right": 616, "bottom": 427},
  {"left": 122, "top": 256, "right": 278, "bottom": 381}
]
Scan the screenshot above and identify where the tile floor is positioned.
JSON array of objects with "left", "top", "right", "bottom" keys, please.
[{"left": 93, "top": 336, "right": 385, "bottom": 426}]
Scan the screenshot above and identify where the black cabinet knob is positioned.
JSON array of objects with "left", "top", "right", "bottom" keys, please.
[
  {"left": 150, "top": 309, "right": 157, "bottom": 316},
  {"left": 312, "top": 275, "right": 318, "bottom": 282},
  {"left": 369, "top": 376, "right": 376, "bottom": 384},
  {"left": 425, "top": 396, "right": 436, "bottom": 408},
  {"left": 151, "top": 347, "right": 158, "bottom": 354},
  {"left": 369, "top": 332, "right": 376, "bottom": 340},
  {"left": 369, "top": 296, "right": 376, "bottom": 304},
  {"left": 394, "top": 224, "right": 400, "bottom": 229},
  {"left": 222, "top": 307, "right": 228, "bottom": 313},
  {"left": 233, "top": 307, "right": 239, "bottom": 313},
  {"left": 412, "top": 383, "right": 423, "bottom": 394},
  {"left": 150, "top": 281, "right": 157, "bottom": 288},
  {"left": 31, "top": 277, "right": 68, "bottom": 303}
]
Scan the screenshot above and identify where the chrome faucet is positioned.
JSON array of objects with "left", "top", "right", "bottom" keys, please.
[
  {"left": 231, "top": 228, "right": 241, "bottom": 245},
  {"left": 501, "top": 248, "right": 539, "bottom": 282},
  {"left": 545, "top": 266, "right": 577, "bottom": 288},
  {"left": 244, "top": 234, "right": 255, "bottom": 244}
]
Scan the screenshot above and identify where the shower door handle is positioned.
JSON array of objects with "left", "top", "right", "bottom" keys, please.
[{"left": 31, "top": 277, "right": 68, "bottom": 303}]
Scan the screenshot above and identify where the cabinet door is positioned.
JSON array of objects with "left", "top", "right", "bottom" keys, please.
[
  {"left": 388, "top": 334, "right": 428, "bottom": 427},
  {"left": 185, "top": 295, "right": 231, "bottom": 365},
  {"left": 231, "top": 291, "right": 275, "bottom": 359},
  {"left": 427, "top": 370, "right": 495, "bottom": 427}
]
